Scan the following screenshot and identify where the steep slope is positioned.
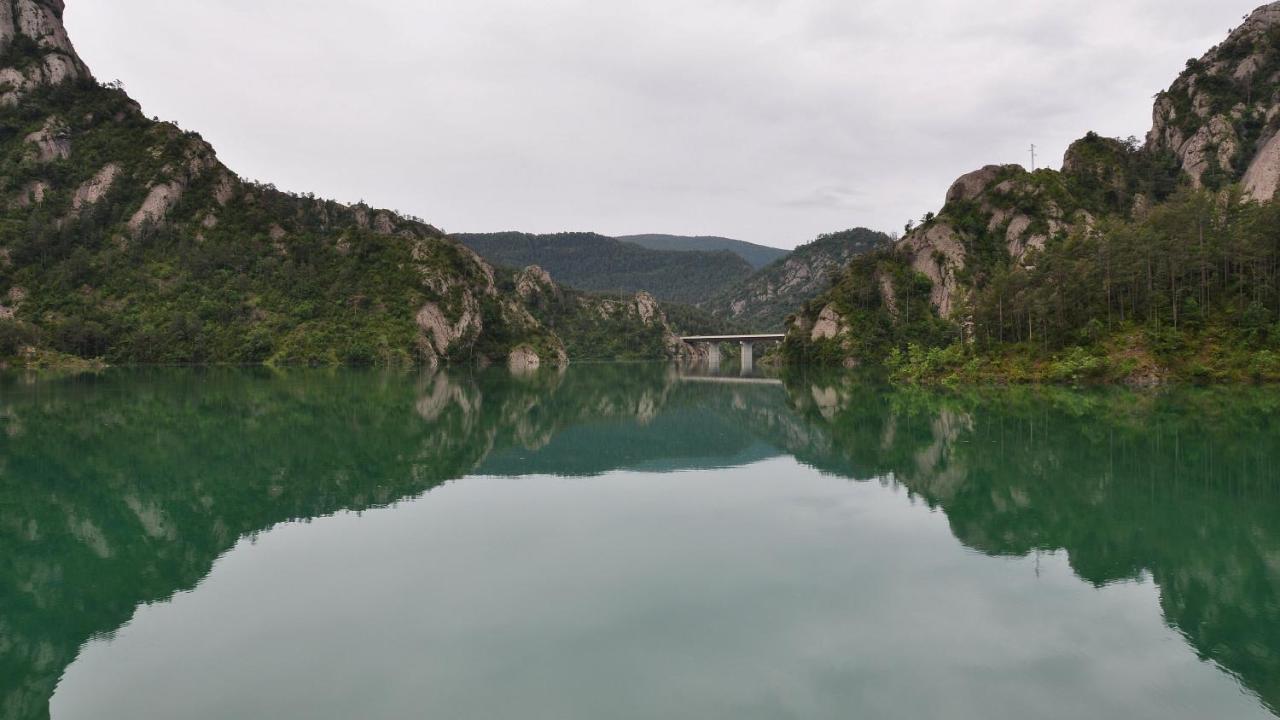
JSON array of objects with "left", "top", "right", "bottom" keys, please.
[
  {"left": 1148, "top": 3, "right": 1280, "bottom": 199},
  {"left": 0, "top": 0, "right": 577, "bottom": 369},
  {"left": 454, "top": 231, "right": 754, "bottom": 305},
  {"left": 783, "top": 2, "right": 1280, "bottom": 381},
  {"left": 509, "top": 266, "right": 699, "bottom": 361},
  {"left": 615, "top": 233, "right": 788, "bottom": 270},
  {"left": 706, "top": 227, "right": 890, "bottom": 331}
]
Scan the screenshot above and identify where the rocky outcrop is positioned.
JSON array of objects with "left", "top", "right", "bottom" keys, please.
[
  {"left": 128, "top": 182, "right": 184, "bottom": 231},
  {"left": 0, "top": 0, "right": 91, "bottom": 106},
  {"left": 13, "top": 180, "right": 48, "bottom": 207},
  {"left": 507, "top": 345, "right": 542, "bottom": 373},
  {"left": 516, "top": 265, "right": 555, "bottom": 300},
  {"left": 71, "top": 163, "right": 120, "bottom": 210},
  {"left": 1244, "top": 131, "right": 1280, "bottom": 201},
  {"left": 24, "top": 117, "right": 70, "bottom": 162},
  {"left": 946, "top": 165, "right": 1016, "bottom": 204},
  {"left": 901, "top": 223, "right": 966, "bottom": 318},
  {"left": 810, "top": 304, "right": 846, "bottom": 341},
  {"left": 1147, "top": 2, "right": 1280, "bottom": 199},
  {"left": 0, "top": 286, "right": 27, "bottom": 320},
  {"left": 878, "top": 275, "right": 899, "bottom": 321},
  {"left": 634, "top": 291, "right": 660, "bottom": 326},
  {"left": 416, "top": 296, "right": 482, "bottom": 366}
]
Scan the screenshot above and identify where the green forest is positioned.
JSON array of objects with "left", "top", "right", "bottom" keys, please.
[
  {"left": 708, "top": 227, "right": 890, "bottom": 330},
  {"left": 454, "top": 231, "right": 755, "bottom": 305},
  {"left": 784, "top": 186, "right": 1280, "bottom": 384}
]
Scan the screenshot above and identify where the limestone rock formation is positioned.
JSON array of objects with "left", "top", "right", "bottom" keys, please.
[
  {"left": 0, "top": 0, "right": 90, "bottom": 106},
  {"left": 507, "top": 345, "right": 543, "bottom": 373},
  {"left": 71, "top": 163, "right": 119, "bottom": 210},
  {"left": 1147, "top": 1, "right": 1280, "bottom": 201},
  {"left": 515, "top": 265, "right": 556, "bottom": 300},
  {"left": 810, "top": 305, "right": 847, "bottom": 341}
]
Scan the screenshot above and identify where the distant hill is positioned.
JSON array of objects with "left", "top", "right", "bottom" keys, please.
[
  {"left": 453, "top": 232, "right": 754, "bottom": 305},
  {"left": 706, "top": 228, "right": 891, "bottom": 331},
  {"left": 616, "top": 234, "right": 788, "bottom": 270}
]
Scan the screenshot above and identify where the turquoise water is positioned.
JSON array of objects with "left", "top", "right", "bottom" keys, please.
[{"left": 2, "top": 366, "right": 1279, "bottom": 719}]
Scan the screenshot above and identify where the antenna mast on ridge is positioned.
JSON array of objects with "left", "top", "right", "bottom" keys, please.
[{"left": 1030, "top": 144, "right": 1037, "bottom": 171}]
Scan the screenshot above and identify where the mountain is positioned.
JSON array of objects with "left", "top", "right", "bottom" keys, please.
[
  {"left": 615, "top": 233, "right": 788, "bottom": 270},
  {"left": 0, "top": 1, "right": 702, "bottom": 369},
  {"left": 705, "top": 227, "right": 890, "bottom": 331},
  {"left": 453, "top": 231, "right": 754, "bottom": 305},
  {"left": 782, "top": 2, "right": 1280, "bottom": 383},
  {"left": 506, "top": 266, "right": 712, "bottom": 361}
]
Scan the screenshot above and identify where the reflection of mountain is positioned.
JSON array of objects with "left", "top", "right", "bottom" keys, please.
[
  {"left": 476, "top": 380, "right": 791, "bottom": 477},
  {"left": 476, "top": 408, "right": 778, "bottom": 477},
  {"left": 0, "top": 365, "right": 674, "bottom": 720},
  {"left": 3, "top": 367, "right": 1280, "bottom": 718},
  {"left": 776, "top": 376, "right": 1280, "bottom": 716}
]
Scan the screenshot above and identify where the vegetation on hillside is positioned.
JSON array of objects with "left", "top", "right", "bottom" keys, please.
[
  {"left": 785, "top": 186, "right": 1280, "bottom": 385},
  {"left": 454, "top": 231, "right": 754, "bottom": 305},
  {"left": 501, "top": 268, "right": 727, "bottom": 361},
  {"left": 616, "top": 233, "right": 788, "bottom": 270},
  {"left": 0, "top": 76, "right": 576, "bottom": 367},
  {"left": 709, "top": 227, "right": 890, "bottom": 331}
]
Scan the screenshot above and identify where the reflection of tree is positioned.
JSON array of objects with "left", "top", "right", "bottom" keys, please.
[
  {"left": 776, "top": 373, "right": 1280, "bottom": 715},
  {"left": 4, "top": 367, "right": 1280, "bottom": 718},
  {"left": 0, "top": 364, "right": 679, "bottom": 720}
]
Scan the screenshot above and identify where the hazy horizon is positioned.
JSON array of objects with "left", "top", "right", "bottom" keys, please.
[{"left": 70, "top": 1, "right": 1255, "bottom": 249}]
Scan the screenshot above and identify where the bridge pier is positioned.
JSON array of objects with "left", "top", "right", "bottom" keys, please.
[{"left": 681, "top": 334, "right": 785, "bottom": 374}]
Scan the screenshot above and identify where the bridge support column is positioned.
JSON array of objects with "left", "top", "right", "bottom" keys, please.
[
  {"left": 705, "top": 342, "right": 721, "bottom": 368},
  {"left": 740, "top": 341, "right": 754, "bottom": 374}
]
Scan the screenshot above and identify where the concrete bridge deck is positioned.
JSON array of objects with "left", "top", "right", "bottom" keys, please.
[
  {"left": 680, "top": 334, "right": 785, "bottom": 372},
  {"left": 680, "top": 334, "right": 786, "bottom": 343}
]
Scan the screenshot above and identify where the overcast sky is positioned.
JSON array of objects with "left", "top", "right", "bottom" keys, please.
[{"left": 68, "top": 1, "right": 1256, "bottom": 249}]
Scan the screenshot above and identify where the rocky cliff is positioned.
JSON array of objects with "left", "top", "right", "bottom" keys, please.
[
  {"left": 0, "top": 0, "right": 90, "bottom": 105},
  {"left": 1149, "top": 3, "right": 1280, "bottom": 200},
  {"left": 0, "top": 0, "right": 570, "bottom": 369}
]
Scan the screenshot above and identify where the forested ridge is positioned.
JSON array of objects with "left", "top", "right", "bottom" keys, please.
[
  {"left": 454, "top": 231, "right": 755, "bottom": 305},
  {"left": 616, "top": 233, "right": 788, "bottom": 270},
  {"left": 783, "top": 5, "right": 1280, "bottom": 385},
  {"left": 706, "top": 227, "right": 890, "bottom": 331}
]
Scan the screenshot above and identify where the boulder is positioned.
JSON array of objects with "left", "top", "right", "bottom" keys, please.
[{"left": 508, "top": 345, "right": 542, "bottom": 374}]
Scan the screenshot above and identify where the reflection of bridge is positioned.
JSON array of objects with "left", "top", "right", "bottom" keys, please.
[
  {"left": 677, "top": 376, "right": 784, "bottom": 386},
  {"left": 681, "top": 334, "right": 786, "bottom": 373}
]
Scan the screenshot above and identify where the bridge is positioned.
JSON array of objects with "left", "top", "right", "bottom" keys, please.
[{"left": 680, "top": 334, "right": 786, "bottom": 373}]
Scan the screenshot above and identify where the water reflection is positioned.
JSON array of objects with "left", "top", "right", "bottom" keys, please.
[{"left": 1, "top": 365, "right": 1279, "bottom": 718}]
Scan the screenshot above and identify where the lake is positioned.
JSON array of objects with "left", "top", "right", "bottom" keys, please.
[{"left": 2, "top": 365, "right": 1279, "bottom": 719}]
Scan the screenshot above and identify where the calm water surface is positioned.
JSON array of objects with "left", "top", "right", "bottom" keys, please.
[{"left": 2, "top": 365, "right": 1279, "bottom": 719}]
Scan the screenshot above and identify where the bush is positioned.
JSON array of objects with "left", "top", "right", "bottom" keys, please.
[
  {"left": 1047, "top": 347, "right": 1110, "bottom": 384},
  {"left": 1248, "top": 350, "right": 1280, "bottom": 381},
  {"left": 0, "top": 319, "right": 37, "bottom": 356}
]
